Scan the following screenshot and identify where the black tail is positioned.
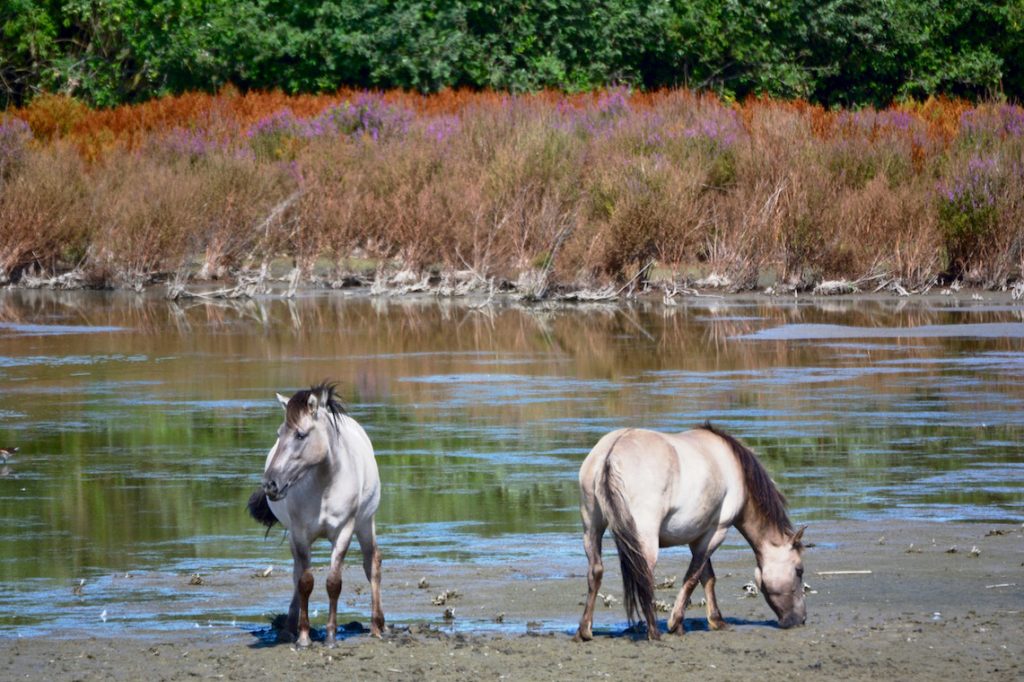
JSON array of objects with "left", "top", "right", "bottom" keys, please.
[
  {"left": 247, "top": 488, "right": 278, "bottom": 530},
  {"left": 600, "top": 451, "right": 658, "bottom": 636}
]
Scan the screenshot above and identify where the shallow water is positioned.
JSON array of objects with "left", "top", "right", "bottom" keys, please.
[{"left": 0, "top": 290, "right": 1022, "bottom": 637}]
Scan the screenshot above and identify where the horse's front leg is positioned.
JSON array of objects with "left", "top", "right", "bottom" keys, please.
[
  {"left": 356, "top": 519, "right": 385, "bottom": 637},
  {"left": 667, "top": 551, "right": 704, "bottom": 635},
  {"left": 287, "top": 538, "right": 315, "bottom": 647},
  {"left": 325, "top": 522, "right": 356, "bottom": 646},
  {"left": 574, "top": 509, "right": 607, "bottom": 642},
  {"left": 699, "top": 559, "right": 729, "bottom": 630},
  {"left": 667, "top": 527, "right": 727, "bottom": 635}
]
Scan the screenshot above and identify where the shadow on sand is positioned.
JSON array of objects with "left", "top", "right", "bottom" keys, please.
[
  {"left": 247, "top": 614, "right": 369, "bottom": 648},
  {"left": 583, "top": 616, "right": 780, "bottom": 640}
]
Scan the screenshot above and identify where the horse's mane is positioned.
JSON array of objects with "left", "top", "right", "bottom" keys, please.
[
  {"left": 286, "top": 381, "right": 346, "bottom": 428},
  {"left": 700, "top": 422, "right": 796, "bottom": 541}
]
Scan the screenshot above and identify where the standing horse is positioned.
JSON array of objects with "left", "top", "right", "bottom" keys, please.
[
  {"left": 247, "top": 382, "right": 385, "bottom": 646},
  {"left": 574, "top": 423, "right": 805, "bottom": 641}
]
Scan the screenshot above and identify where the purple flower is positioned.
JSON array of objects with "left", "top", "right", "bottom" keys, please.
[
  {"left": 596, "top": 87, "right": 631, "bottom": 120},
  {"left": 564, "top": 87, "right": 636, "bottom": 138},
  {"left": 312, "top": 95, "right": 412, "bottom": 140},
  {"left": 937, "top": 153, "right": 1001, "bottom": 212},
  {"left": 160, "top": 127, "right": 225, "bottom": 159},
  {"left": 960, "top": 104, "right": 1024, "bottom": 140},
  {"left": 683, "top": 105, "right": 744, "bottom": 149},
  {"left": 425, "top": 115, "right": 460, "bottom": 143},
  {"left": 247, "top": 109, "right": 305, "bottom": 139}
]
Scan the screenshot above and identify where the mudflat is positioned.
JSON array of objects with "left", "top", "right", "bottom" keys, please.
[{"left": 3, "top": 521, "right": 1022, "bottom": 681}]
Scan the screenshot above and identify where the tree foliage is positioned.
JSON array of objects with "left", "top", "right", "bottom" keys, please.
[{"left": 2, "top": 0, "right": 1022, "bottom": 107}]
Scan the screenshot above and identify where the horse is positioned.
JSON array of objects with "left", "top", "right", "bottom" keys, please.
[
  {"left": 247, "top": 382, "right": 385, "bottom": 646},
  {"left": 574, "top": 423, "right": 806, "bottom": 641}
]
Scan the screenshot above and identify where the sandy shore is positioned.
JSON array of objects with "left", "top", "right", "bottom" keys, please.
[{"left": 2, "top": 521, "right": 1022, "bottom": 680}]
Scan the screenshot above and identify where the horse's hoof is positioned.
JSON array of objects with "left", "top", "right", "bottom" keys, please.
[
  {"left": 573, "top": 628, "right": 593, "bottom": 642},
  {"left": 709, "top": 619, "right": 730, "bottom": 631},
  {"left": 296, "top": 633, "right": 312, "bottom": 648}
]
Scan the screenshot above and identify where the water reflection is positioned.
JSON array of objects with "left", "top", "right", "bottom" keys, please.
[{"left": 0, "top": 290, "right": 1022, "bottom": 631}]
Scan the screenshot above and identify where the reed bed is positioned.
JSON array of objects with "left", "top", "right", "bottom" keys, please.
[{"left": 2, "top": 88, "right": 1022, "bottom": 292}]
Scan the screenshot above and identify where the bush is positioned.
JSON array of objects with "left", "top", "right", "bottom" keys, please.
[
  {"left": 2, "top": 87, "right": 1023, "bottom": 290},
  {"left": 937, "top": 155, "right": 1001, "bottom": 278}
]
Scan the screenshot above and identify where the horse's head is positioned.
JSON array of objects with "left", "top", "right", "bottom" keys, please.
[
  {"left": 262, "top": 385, "right": 340, "bottom": 501},
  {"left": 755, "top": 526, "right": 807, "bottom": 628}
]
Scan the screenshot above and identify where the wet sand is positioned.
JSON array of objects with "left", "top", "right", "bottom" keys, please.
[{"left": 2, "top": 521, "right": 1022, "bottom": 680}]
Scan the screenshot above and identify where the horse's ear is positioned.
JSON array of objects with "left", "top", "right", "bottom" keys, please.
[
  {"left": 791, "top": 526, "right": 807, "bottom": 547},
  {"left": 307, "top": 392, "right": 319, "bottom": 419},
  {"left": 276, "top": 393, "right": 289, "bottom": 410}
]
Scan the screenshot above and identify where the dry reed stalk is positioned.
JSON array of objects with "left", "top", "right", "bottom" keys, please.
[{"left": 3, "top": 89, "right": 1023, "bottom": 292}]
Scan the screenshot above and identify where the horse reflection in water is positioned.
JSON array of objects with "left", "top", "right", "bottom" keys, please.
[
  {"left": 248, "top": 382, "right": 384, "bottom": 646},
  {"left": 575, "top": 423, "right": 806, "bottom": 641}
]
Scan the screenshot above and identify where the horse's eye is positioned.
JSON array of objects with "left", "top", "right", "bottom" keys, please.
[{"left": 295, "top": 431, "right": 307, "bottom": 441}]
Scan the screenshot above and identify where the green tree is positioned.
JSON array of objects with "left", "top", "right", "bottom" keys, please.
[{"left": 2, "top": 0, "right": 1023, "bottom": 107}]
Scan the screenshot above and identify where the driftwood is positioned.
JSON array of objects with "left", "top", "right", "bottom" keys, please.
[
  {"left": 555, "top": 286, "right": 617, "bottom": 302},
  {"left": 813, "top": 273, "right": 889, "bottom": 296},
  {"left": 164, "top": 190, "right": 302, "bottom": 300},
  {"left": 166, "top": 263, "right": 270, "bottom": 301},
  {"left": 1012, "top": 281, "right": 1024, "bottom": 301},
  {"left": 19, "top": 268, "right": 89, "bottom": 290}
]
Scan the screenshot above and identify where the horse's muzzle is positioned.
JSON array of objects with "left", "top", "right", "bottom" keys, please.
[
  {"left": 778, "top": 612, "right": 806, "bottom": 629},
  {"left": 262, "top": 477, "right": 288, "bottom": 501}
]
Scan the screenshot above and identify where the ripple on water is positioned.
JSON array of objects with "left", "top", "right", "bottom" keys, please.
[
  {"left": 0, "top": 292, "right": 1022, "bottom": 638},
  {"left": 743, "top": 322, "right": 1024, "bottom": 341},
  {"left": 0, "top": 322, "right": 126, "bottom": 336}
]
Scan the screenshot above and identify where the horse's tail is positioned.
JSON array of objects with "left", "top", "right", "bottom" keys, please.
[
  {"left": 247, "top": 488, "right": 278, "bottom": 530},
  {"left": 595, "top": 436, "right": 658, "bottom": 634}
]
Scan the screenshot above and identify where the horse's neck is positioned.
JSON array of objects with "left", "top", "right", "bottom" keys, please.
[
  {"left": 734, "top": 502, "right": 788, "bottom": 564},
  {"left": 324, "top": 416, "right": 350, "bottom": 471},
  {"left": 325, "top": 415, "right": 365, "bottom": 475}
]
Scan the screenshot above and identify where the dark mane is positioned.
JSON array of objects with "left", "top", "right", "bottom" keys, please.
[
  {"left": 286, "top": 381, "right": 346, "bottom": 428},
  {"left": 700, "top": 422, "right": 795, "bottom": 539}
]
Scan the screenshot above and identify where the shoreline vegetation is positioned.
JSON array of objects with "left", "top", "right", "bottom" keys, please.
[{"left": 2, "top": 88, "right": 1024, "bottom": 302}]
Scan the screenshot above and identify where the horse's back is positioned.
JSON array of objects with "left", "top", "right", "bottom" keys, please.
[
  {"left": 581, "top": 427, "right": 746, "bottom": 545},
  {"left": 579, "top": 429, "right": 685, "bottom": 529}
]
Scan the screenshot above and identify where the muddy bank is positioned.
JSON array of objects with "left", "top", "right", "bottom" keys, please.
[
  {"left": 2, "top": 521, "right": 1021, "bottom": 680},
  {"left": 7, "top": 269, "right": 1024, "bottom": 316}
]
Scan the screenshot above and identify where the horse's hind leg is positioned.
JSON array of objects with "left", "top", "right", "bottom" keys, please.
[
  {"left": 325, "top": 522, "right": 356, "bottom": 646},
  {"left": 573, "top": 506, "right": 607, "bottom": 642},
  {"left": 356, "top": 519, "right": 385, "bottom": 637},
  {"left": 700, "top": 559, "right": 729, "bottom": 630}
]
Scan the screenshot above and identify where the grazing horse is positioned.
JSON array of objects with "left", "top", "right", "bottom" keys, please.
[
  {"left": 574, "top": 423, "right": 806, "bottom": 641},
  {"left": 247, "top": 382, "right": 385, "bottom": 646}
]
